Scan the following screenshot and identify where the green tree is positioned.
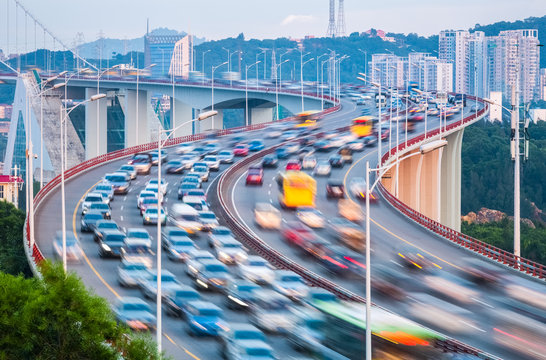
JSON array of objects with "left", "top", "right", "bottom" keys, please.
[{"left": 0, "top": 200, "right": 31, "bottom": 276}]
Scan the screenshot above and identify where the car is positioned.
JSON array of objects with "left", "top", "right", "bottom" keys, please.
[
  {"left": 93, "top": 219, "right": 121, "bottom": 242},
  {"left": 217, "top": 150, "right": 234, "bottom": 164},
  {"left": 165, "top": 159, "right": 185, "bottom": 174},
  {"left": 164, "top": 285, "right": 201, "bottom": 317},
  {"left": 185, "top": 189, "right": 206, "bottom": 201},
  {"left": 112, "top": 297, "right": 156, "bottom": 331},
  {"left": 204, "top": 142, "right": 221, "bottom": 155},
  {"left": 282, "top": 221, "right": 315, "bottom": 247},
  {"left": 117, "top": 260, "right": 152, "bottom": 287},
  {"left": 248, "top": 140, "right": 265, "bottom": 152},
  {"left": 249, "top": 289, "right": 295, "bottom": 333},
  {"left": 176, "top": 143, "right": 195, "bottom": 154},
  {"left": 142, "top": 206, "right": 167, "bottom": 226},
  {"left": 285, "top": 159, "right": 301, "bottom": 171},
  {"left": 170, "top": 203, "right": 202, "bottom": 235},
  {"left": 286, "top": 309, "right": 327, "bottom": 354},
  {"left": 362, "top": 135, "right": 377, "bottom": 147},
  {"left": 180, "top": 154, "right": 199, "bottom": 169},
  {"left": 229, "top": 135, "right": 246, "bottom": 147},
  {"left": 317, "top": 244, "right": 366, "bottom": 278},
  {"left": 223, "top": 280, "right": 262, "bottom": 311},
  {"left": 98, "top": 229, "right": 127, "bottom": 258},
  {"left": 224, "top": 339, "right": 276, "bottom": 360},
  {"left": 146, "top": 179, "right": 168, "bottom": 195},
  {"left": 161, "top": 226, "right": 189, "bottom": 244},
  {"left": 338, "top": 199, "right": 364, "bottom": 222},
  {"left": 144, "top": 184, "right": 160, "bottom": 196},
  {"left": 183, "top": 196, "right": 209, "bottom": 211},
  {"left": 140, "top": 197, "right": 160, "bottom": 216},
  {"left": 281, "top": 130, "right": 298, "bottom": 141},
  {"left": 208, "top": 226, "right": 236, "bottom": 248},
  {"left": 183, "top": 301, "right": 228, "bottom": 337},
  {"left": 314, "top": 140, "right": 334, "bottom": 152},
  {"left": 128, "top": 153, "right": 152, "bottom": 175},
  {"left": 80, "top": 211, "right": 106, "bottom": 232},
  {"left": 213, "top": 237, "right": 248, "bottom": 265},
  {"left": 198, "top": 211, "right": 219, "bottom": 231},
  {"left": 397, "top": 252, "right": 435, "bottom": 271},
  {"left": 137, "top": 190, "right": 157, "bottom": 209},
  {"left": 326, "top": 179, "right": 345, "bottom": 199},
  {"left": 52, "top": 231, "right": 83, "bottom": 262},
  {"left": 327, "top": 217, "right": 365, "bottom": 251},
  {"left": 192, "top": 259, "right": 233, "bottom": 291},
  {"left": 189, "top": 165, "right": 209, "bottom": 182},
  {"left": 238, "top": 256, "right": 275, "bottom": 285},
  {"left": 313, "top": 160, "right": 331, "bottom": 176},
  {"left": 296, "top": 207, "right": 325, "bottom": 228},
  {"left": 272, "top": 270, "right": 309, "bottom": 301},
  {"left": 185, "top": 249, "right": 216, "bottom": 278},
  {"left": 125, "top": 227, "right": 152, "bottom": 248},
  {"left": 254, "top": 203, "right": 282, "bottom": 230},
  {"left": 302, "top": 155, "right": 317, "bottom": 170},
  {"left": 87, "top": 202, "right": 112, "bottom": 219},
  {"left": 192, "top": 146, "right": 208, "bottom": 158},
  {"left": 338, "top": 147, "right": 353, "bottom": 163},
  {"left": 139, "top": 269, "right": 182, "bottom": 299},
  {"left": 285, "top": 142, "right": 300, "bottom": 154},
  {"left": 245, "top": 166, "right": 264, "bottom": 185},
  {"left": 180, "top": 177, "right": 202, "bottom": 190},
  {"left": 275, "top": 147, "right": 289, "bottom": 159},
  {"left": 218, "top": 323, "right": 266, "bottom": 355},
  {"left": 94, "top": 183, "right": 114, "bottom": 202},
  {"left": 164, "top": 236, "right": 196, "bottom": 262},
  {"left": 202, "top": 155, "right": 220, "bottom": 171},
  {"left": 177, "top": 183, "right": 200, "bottom": 199},
  {"left": 328, "top": 154, "right": 344, "bottom": 168},
  {"left": 233, "top": 144, "right": 249, "bottom": 157},
  {"left": 104, "top": 172, "right": 130, "bottom": 195},
  {"left": 150, "top": 149, "right": 168, "bottom": 165},
  {"left": 118, "top": 164, "right": 137, "bottom": 180},
  {"left": 265, "top": 126, "right": 283, "bottom": 138},
  {"left": 261, "top": 154, "right": 278, "bottom": 168},
  {"left": 81, "top": 192, "right": 105, "bottom": 215},
  {"left": 349, "top": 178, "right": 367, "bottom": 200}
]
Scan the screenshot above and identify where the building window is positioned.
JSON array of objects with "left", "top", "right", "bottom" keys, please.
[{"left": 0, "top": 185, "right": 4, "bottom": 199}]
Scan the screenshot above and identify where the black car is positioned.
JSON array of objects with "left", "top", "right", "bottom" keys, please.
[
  {"left": 261, "top": 154, "right": 278, "bottom": 168},
  {"left": 326, "top": 179, "right": 345, "bottom": 198},
  {"left": 224, "top": 280, "right": 261, "bottom": 310},
  {"left": 318, "top": 244, "right": 366, "bottom": 278},
  {"left": 80, "top": 210, "right": 105, "bottom": 232},
  {"left": 165, "top": 160, "right": 185, "bottom": 174},
  {"left": 98, "top": 230, "right": 127, "bottom": 258},
  {"left": 328, "top": 154, "right": 344, "bottom": 168}
]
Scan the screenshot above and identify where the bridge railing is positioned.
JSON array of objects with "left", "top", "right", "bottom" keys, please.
[{"left": 377, "top": 98, "right": 545, "bottom": 280}]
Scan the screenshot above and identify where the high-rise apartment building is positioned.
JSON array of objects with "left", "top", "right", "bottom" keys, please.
[
  {"left": 540, "top": 68, "right": 546, "bottom": 101},
  {"left": 169, "top": 35, "right": 193, "bottom": 78},
  {"left": 144, "top": 33, "right": 185, "bottom": 78}
]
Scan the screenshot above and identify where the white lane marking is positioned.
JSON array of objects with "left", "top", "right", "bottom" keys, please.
[
  {"left": 460, "top": 321, "right": 486, "bottom": 333},
  {"left": 269, "top": 183, "right": 272, "bottom": 188},
  {"left": 123, "top": 196, "right": 127, "bottom": 201},
  {"left": 269, "top": 199, "right": 273, "bottom": 204},
  {"left": 268, "top": 190, "right": 271, "bottom": 195},
  {"left": 120, "top": 205, "right": 124, "bottom": 211},
  {"left": 471, "top": 297, "right": 495, "bottom": 309},
  {"left": 282, "top": 218, "right": 287, "bottom": 223},
  {"left": 389, "top": 259, "right": 403, "bottom": 268},
  {"left": 120, "top": 215, "right": 124, "bottom": 221},
  {"left": 127, "top": 188, "right": 131, "bottom": 193}
]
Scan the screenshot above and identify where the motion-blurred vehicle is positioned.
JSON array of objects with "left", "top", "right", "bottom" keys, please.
[
  {"left": 98, "top": 229, "right": 127, "bottom": 258},
  {"left": 137, "top": 190, "right": 156, "bottom": 209},
  {"left": 302, "top": 155, "right": 317, "bottom": 170},
  {"left": 233, "top": 144, "right": 249, "bottom": 157},
  {"left": 182, "top": 174, "right": 203, "bottom": 187},
  {"left": 250, "top": 289, "right": 295, "bottom": 333},
  {"left": 189, "top": 165, "right": 209, "bottom": 182},
  {"left": 285, "top": 159, "right": 302, "bottom": 171},
  {"left": 278, "top": 171, "right": 316, "bottom": 209},
  {"left": 218, "top": 150, "right": 234, "bottom": 164},
  {"left": 180, "top": 154, "right": 199, "bottom": 169},
  {"left": 313, "top": 160, "right": 331, "bottom": 176},
  {"left": 142, "top": 206, "right": 167, "bottom": 226},
  {"left": 338, "top": 199, "right": 364, "bottom": 222},
  {"left": 398, "top": 252, "right": 435, "bottom": 270},
  {"left": 282, "top": 221, "right": 315, "bottom": 247},
  {"left": 117, "top": 260, "right": 151, "bottom": 287},
  {"left": 183, "top": 195, "right": 209, "bottom": 211},
  {"left": 192, "top": 258, "right": 233, "bottom": 291},
  {"left": 272, "top": 270, "right": 309, "bottom": 301},
  {"left": 176, "top": 143, "right": 195, "bottom": 154},
  {"left": 163, "top": 285, "right": 201, "bottom": 317},
  {"left": 238, "top": 256, "right": 275, "bottom": 285},
  {"left": 371, "top": 264, "right": 410, "bottom": 301},
  {"left": 296, "top": 207, "right": 325, "bottom": 228},
  {"left": 140, "top": 197, "right": 160, "bottom": 216},
  {"left": 53, "top": 232, "right": 83, "bottom": 262},
  {"left": 93, "top": 219, "right": 122, "bottom": 242},
  {"left": 80, "top": 211, "right": 108, "bottom": 232},
  {"left": 118, "top": 164, "right": 137, "bottom": 180},
  {"left": 198, "top": 211, "right": 219, "bottom": 231},
  {"left": 213, "top": 237, "right": 248, "bottom": 265},
  {"left": 128, "top": 153, "right": 152, "bottom": 175},
  {"left": 178, "top": 183, "right": 200, "bottom": 200},
  {"left": 317, "top": 244, "right": 366, "bottom": 278},
  {"left": 275, "top": 147, "right": 289, "bottom": 159},
  {"left": 347, "top": 140, "right": 364, "bottom": 151},
  {"left": 87, "top": 202, "right": 111, "bottom": 219},
  {"left": 121, "top": 236, "right": 153, "bottom": 268},
  {"left": 245, "top": 166, "right": 264, "bottom": 185},
  {"left": 218, "top": 323, "right": 266, "bottom": 355},
  {"left": 163, "top": 235, "right": 195, "bottom": 262},
  {"left": 139, "top": 269, "right": 181, "bottom": 299},
  {"left": 170, "top": 203, "right": 202, "bottom": 235},
  {"left": 248, "top": 140, "right": 265, "bottom": 151},
  {"left": 261, "top": 154, "right": 278, "bottom": 168},
  {"left": 81, "top": 192, "right": 105, "bottom": 215},
  {"left": 338, "top": 147, "right": 353, "bottom": 163},
  {"left": 254, "top": 202, "right": 282, "bottom": 230},
  {"left": 348, "top": 178, "right": 367, "bottom": 201},
  {"left": 94, "top": 183, "right": 114, "bottom": 202},
  {"left": 150, "top": 149, "right": 168, "bottom": 165},
  {"left": 146, "top": 179, "right": 167, "bottom": 195},
  {"left": 224, "top": 280, "right": 261, "bottom": 310},
  {"left": 326, "top": 179, "right": 345, "bottom": 199},
  {"left": 362, "top": 135, "right": 377, "bottom": 147},
  {"left": 203, "top": 155, "right": 220, "bottom": 171},
  {"left": 224, "top": 340, "right": 276, "bottom": 360},
  {"left": 112, "top": 297, "right": 156, "bottom": 331},
  {"left": 185, "top": 250, "right": 216, "bottom": 278},
  {"left": 313, "top": 140, "right": 333, "bottom": 152},
  {"left": 208, "top": 226, "right": 236, "bottom": 248},
  {"left": 328, "top": 154, "right": 344, "bottom": 168},
  {"left": 422, "top": 274, "right": 478, "bottom": 305},
  {"left": 165, "top": 159, "right": 185, "bottom": 174},
  {"left": 327, "top": 217, "right": 365, "bottom": 251},
  {"left": 286, "top": 309, "right": 327, "bottom": 354},
  {"left": 183, "top": 301, "right": 228, "bottom": 337}
]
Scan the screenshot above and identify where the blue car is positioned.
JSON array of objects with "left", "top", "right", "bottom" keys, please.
[
  {"left": 248, "top": 140, "right": 265, "bottom": 152},
  {"left": 183, "top": 300, "right": 228, "bottom": 336},
  {"left": 164, "top": 285, "right": 201, "bottom": 317},
  {"left": 275, "top": 147, "right": 289, "bottom": 159}
]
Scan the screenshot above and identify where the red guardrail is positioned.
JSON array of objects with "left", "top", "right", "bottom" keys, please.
[{"left": 377, "top": 98, "right": 545, "bottom": 280}]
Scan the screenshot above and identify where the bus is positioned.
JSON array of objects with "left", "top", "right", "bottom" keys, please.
[
  {"left": 350, "top": 116, "right": 374, "bottom": 138},
  {"left": 312, "top": 300, "right": 470, "bottom": 360},
  {"left": 278, "top": 171, "right": 316, "bottom": 209},
  {"left": 295, "top": 110, "right": 321, "bottom": 129}
]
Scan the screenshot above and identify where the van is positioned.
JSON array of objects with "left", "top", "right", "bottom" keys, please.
[{"left": 170, "top": 203, "right": 202, "bottom": 235}]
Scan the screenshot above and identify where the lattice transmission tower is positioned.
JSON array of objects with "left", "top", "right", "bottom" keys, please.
[
  {"left": 326, "top": 0, "right": 336, "bottom": 38},
  {"left": 336, "top": 0, "right": 346, "bottom": 37}
]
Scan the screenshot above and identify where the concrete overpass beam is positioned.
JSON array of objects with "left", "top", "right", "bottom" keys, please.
[
  {"left": 85, "top": 88, "right": 108, "bottom": 158},
  {"left": 171, "top": 98, "right": 194, "bottom": 137},
  {"left": 250, "top": 107, "right": 273, "bottom": 125},
  {"left": 124, "top": 89, "right": 150, "bottom": 148}
]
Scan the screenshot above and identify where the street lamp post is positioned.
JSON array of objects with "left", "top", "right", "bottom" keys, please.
[
  {"left": 257, "top": 49, "right": 266, "bottom": 89},
  {"left": 300, "top": 57, "right": 314, "bottom": 112},
  {"left": 211, "top": 61, "right": 228, "bottom": 130},
  {"left": 202, "top": 49, "right": 211, "bottom": 85},
  {"left": 60, "top": 93, "right": 106, "bottom": 272},
  {"left": 358, "top": 49, "right": 368, "bottom": 80},
  {"left": 230, "top": 50, "right": 241, "bottom": 87},
  {"left": 321, "top": 59, "right": 329, "bottom": 110},
  {"left": 316, "top": 53, "right": 328, "bottom": 97},
  {"left": 275, "top": 59, "right": 290, "bottom": 121},
  {"left": 364, "top": 139, "right": 447, "bottom": 360},
  {"left": 246, "top": 61, "right": 261, "bottom": 126},
  {"left": 155, "top": 110, "right": 217, "bottom": 353}
]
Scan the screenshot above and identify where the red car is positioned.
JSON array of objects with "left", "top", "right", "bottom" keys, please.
[
  {"left": 285, "top": 159, "right": 302, "bottom": 171},
  {"left": 245, "top": 166, "right": 264, "bottom": 185},
  {"left": 282, "top": 221, "right": 315, "bottom": 247},
  {"left": 233, "top": 144, "right": 249, "bottom": 157}
]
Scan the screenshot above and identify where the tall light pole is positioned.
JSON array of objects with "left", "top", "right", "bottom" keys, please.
[
  {"left": 316, "top": 53, "right": 328, "bottom": 96},
  {"left": 202, "top": 49, "right": 211, "bottom": 85},
  {"left": 258, "top": 48, "right": 268, "bottom": 80},
  {"left": 321, "top": 59, "right": 329, "bottom": 110},
  {"left": 358, "top": 49, "right": 368, "bottom": 80},
  {"left": 136, "top": 64, "right": 156, "bottom": 145},
  {"left": 60, "top": 93, "right": 106, "bottom": 272},
  {"left": 358, "top": 72, "right": 384, "bottom": 166},
  {"left": 257, "top": 49, "right": 266, "bottom": 89},
  {"left": 222, "top": 47, "right": 230, "bottom": 73},
  {"left": 211, "top": 61, "right": 228, "bottom": 129},
  {"left": 246, "top": 61, "right": 261, "bottom": 126},
  {"left": 300, "top": 57, "right": 314, "bottom": 112},
  {"left": 364, "top": 139, "right": 447, "bottom": 360},
  {"left": 279, "top": 50, "right": 293, "bottom": 89},
  {"left": 230, "top": 50, "right": 241, "bottom": 87},
  {"left": 275, "top": 59, "right": 289, "bottom": 121}
]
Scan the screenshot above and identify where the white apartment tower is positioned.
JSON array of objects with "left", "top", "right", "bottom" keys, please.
[{"left": 169, "top": 35, "right": 193, "bottom": 78}]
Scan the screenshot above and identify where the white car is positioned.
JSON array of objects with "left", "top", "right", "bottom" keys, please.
[
  {"left": 296, "top": 207, "right": 325, "bottom": 228},
  {"left": 81, "top": 192, "right": 105, "bottom": 215},
  {"left": 169, "top": 203, "right": 202, "bottom": 235},
  {"left": 347, "top": 140, "right": 364, "bottom": 151},
  {"left": 137, "top": 190, "right": 157, "bottom": 209},
  {"left": 180, "top": 154, "right": 199, "bottom": 169},
  {"left": 142, "top": 206, "right": 167, "bottom": 226},
  {"left": 250, "top": 289, "right": 295, "bottom": 333},
  {"left": 272, "top": 270, "right": 309, "bottom": 301},
  {"left": 185, "top": 250, "right": 216, "bottom": 278},
  {"left": 208, "top": 226, "right": 237, "bottom": 248},
  {"left": 125, "top": 228, "right": 152, "bottom": 248},
  {"left": 146, "top": 179, "right": 167, "bottom": 195},
  {"left": 238, "top": 255, "right": 275, "bottom": 285},
  {"left": 302, "top": 155, "right": 317, "bottom": 170},
  {"left": 198, "top": 211, "right": 219, "bottom": 231},
  {"left": 176, "top": 143, "right": 195, "bottom": 154},
  {"left": 313, "top": 161, "right": 331, "bottom": 176},
  {"left": 214, "top": 238, "right": 248, "bottom": 265},
  {"left": 189, "top": 166, "right": 209, "bottom": 182},
  {"left": 254, "top": 203, "right": 282, "bottom": 230},
  {"left": 217, "top": 150, "right": 234, "bottom": 164},
  {"left": 202, "top": 155, "right": 220, "bottom": 171},
  {"left": 285, "top": 142, "right": 300, "bottom": 154}
]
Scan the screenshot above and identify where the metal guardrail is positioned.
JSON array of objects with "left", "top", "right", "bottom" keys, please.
[{"left": 377, "top": 98, "right": 545, "bottom": 280}]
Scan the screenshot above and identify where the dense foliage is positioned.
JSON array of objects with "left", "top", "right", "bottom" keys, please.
[
  {"left": 0, "top": 200, "right": 31, "bottom": 276},
  {"left": 0, "top": 261, "right": 169, "bottom": 360}
]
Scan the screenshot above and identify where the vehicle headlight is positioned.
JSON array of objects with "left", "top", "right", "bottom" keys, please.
[
  {"left": 191, "top": 320, "right": 207, "bottom": 331},
  {"left": 145, "top": 216, "right": 150, "bottom": 221},
  {"left": 218, "top": 251, "right": 230, "bottom": 260},
  {"left": 101, "top": 244, "right": 111, "bottom": 251},
  {"left": 105, "top": 212, "right": 111, "bottom": 217}
]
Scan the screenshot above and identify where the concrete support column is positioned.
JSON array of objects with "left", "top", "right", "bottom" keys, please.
[
  {"left": 171, "top": 98, "right": 194, "bottom": 137},
  {"left": 200, "top": 109, "right": 223, "bottom": 132},
  {"left": 419, "top": 148, "right": 442, "bottom": 221},
  {"left": 395, "top": 150, "right": 421, "bottom": 208},
  {"left": 125, "top": 89, "right": 150, "bottom": 147},
  {"left": 250, "top": 107, "right": 273, "bottom": 125},
  {"left": 440, "top": 129, "right": 464, "bottom": 231},
  {"left": 85, "top": 88, "right": 107, "bottom": 158}
]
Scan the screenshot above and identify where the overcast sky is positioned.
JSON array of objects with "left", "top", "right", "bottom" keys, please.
[{"left": 2, "top": 0, "right": 545, "bottom": 45}]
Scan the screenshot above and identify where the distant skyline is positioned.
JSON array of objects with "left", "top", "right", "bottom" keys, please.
[{"left": 1, "top": 0, "right": 544, "bottom": 48}]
